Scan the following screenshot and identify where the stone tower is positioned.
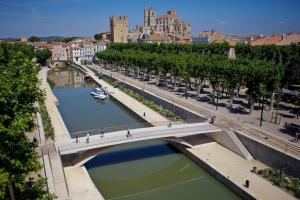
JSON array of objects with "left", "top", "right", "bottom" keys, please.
[
  {"left": 110, "top": 16, "right": 128, "bottom": 43},
  {"left": 144, "top": 7, "right": 156, "bottom": 27}
]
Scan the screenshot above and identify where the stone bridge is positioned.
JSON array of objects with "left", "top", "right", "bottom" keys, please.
[{"left": 55, "top": 122, "right": 221, "bottom": 167}]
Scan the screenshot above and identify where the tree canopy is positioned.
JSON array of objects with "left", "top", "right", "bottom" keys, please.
[
  {"left": 35, "top": 48, "right": 52, "bottom": 66},
  {"left": 0, "top": 43, "right": 54, "bottom": 200},
  {"left": 28, "top": 36, "right": 40, "bottom": 42},
  {"left": 94, "top": 34, "right": 102, "bottom": 40}
]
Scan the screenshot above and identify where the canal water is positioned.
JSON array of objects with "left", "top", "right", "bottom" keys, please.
[{"left": 48, "top": 65, "right": 241, "bottom": 200}]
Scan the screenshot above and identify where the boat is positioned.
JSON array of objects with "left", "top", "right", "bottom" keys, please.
[
  {"left": 90, "top": 88, "right": 103, "bottom": 96},
  {"left": 94, "top": 93, "right": 107, "bottom": 100}
]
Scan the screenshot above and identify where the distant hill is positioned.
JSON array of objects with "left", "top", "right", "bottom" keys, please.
[
  {"left": 40, "top": 36, "right": 64, "bottom": 41},
  {"left": 0, "top": 36, "right": 80, "bottom": 42}
]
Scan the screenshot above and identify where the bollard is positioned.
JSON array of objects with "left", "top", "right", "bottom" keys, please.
[{"left": 244, "top": 180, "right": 250, "bottom": 188}]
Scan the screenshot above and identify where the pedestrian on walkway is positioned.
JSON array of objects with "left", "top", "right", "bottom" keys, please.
[
  {"left": 143, "top": 112, "right": 146, "bottom": 118},
  {"left": 100, "top": 128, "right": 104, "bottom": 138},
  {"left": 211, "top": 116, "right": 216, "bottom": 124},
  {"left": 76, "top": 135, "right": 79, "bottom": 144},
  {"left": 294, "top": 131, "right": 300, "bottom": 142},
  {"left": 86, "top": 133, "right": 90, "bottom": 143},
  {"left": 127, "top": 128, "right": 132, "bottom": 138},
  {"left": 168, "top": 121, "right": 172, "bottom": 128}
]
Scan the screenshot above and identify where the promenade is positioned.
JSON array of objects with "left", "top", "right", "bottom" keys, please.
[
  {"left": 79, "top": 64, "right": 169, "bottom": 126},
  {"left": 88, "top": 64, "right": 300, "bottom": 158},
  {"left": 184, "top": 136, "right": 297, "bottom": 200},
  {"left": 39, "top": 67, "right": 104, "bottom": 200}
]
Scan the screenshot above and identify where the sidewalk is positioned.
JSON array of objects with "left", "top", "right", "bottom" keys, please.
[
  {"left": 186, "top": 137, "right": 297, "bottom": 200},
  {"left": 80, "top": 65, "right": 169, "bottom": 126},
  {"left": 88, "top": 64, "right": 300, "bottom": 158}
]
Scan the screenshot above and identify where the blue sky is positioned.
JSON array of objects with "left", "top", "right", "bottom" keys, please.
[{"left": 0, "top": 0, "right": 300, "bottom": 38}]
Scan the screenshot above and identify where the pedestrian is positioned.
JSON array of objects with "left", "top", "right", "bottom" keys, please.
[
  {"left": 211, "top": 116, "right": 215, "bottom": 124},
  {"left": 168, "top": 121, "right": 172, "bottom": 128},
  {"left": 100, "top": 128, "right": 104, "bottom": 138},
  {"left": 127, "top": 128, "right": 132, "bottom": 138},
  {"left": 33, "top": 137, "right": 38, "bottom": 143},
  {"left": 294, "top": 131, "right": 300, "bottom": 142},
  {"left": 76, "top": 135, "right": 79, "bottom": 144},
  {"left": 143, "top": 112, "right": 146, "bottom": 118},
  {"left": 86, "top": 133, "right": 90, "bottom": 143}
]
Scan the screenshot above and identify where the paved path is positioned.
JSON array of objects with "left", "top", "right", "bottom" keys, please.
[
  {"left": 187, "top": 137, "right": 297, "bottom": 200},
  {"left": 88, "top": 64, "right": 300, "bottom": 158},
  {"left": 80, "top": 65, "right": 169, "bottom": 126},
  {"left": 56, "top": 122, "right": 221, "bottom": 155},
  {"left": 39, "top": 68, "right": 70, "bottom": 142},
  {"left": 64, "top": 166, "right": 104, "bottom": 200},
  {"left": 39, "top": 67, "right": 104, "bottom": 200}
]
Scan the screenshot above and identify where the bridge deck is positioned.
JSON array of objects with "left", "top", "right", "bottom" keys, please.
[{"left": 56, "top": 122, "right": 221, "bottom": 155}]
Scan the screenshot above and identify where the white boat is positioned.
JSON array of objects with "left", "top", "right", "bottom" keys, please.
[
  {"left": 90, "top": 88, "right": 103, "bottom": 96},
  {"left": 94, "top": 93, "right": 107, "bottom": 100}
]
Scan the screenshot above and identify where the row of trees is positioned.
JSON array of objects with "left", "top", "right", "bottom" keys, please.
[
  {"left": 108, "top": 42, "right": 230, "bottom": 55},
  {"left": 0, "top": 43, "right": 55, "bottom": 199},
  {"left": 236, "top": 43, "right": 300, "bottom": 86},
  {"left": 96, "top": 49, "right": 283, "bottom": 114}
]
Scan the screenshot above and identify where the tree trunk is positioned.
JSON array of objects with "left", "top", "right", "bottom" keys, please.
[
  {"left": 8, "top": 176, "right": 16, "bottom": 200},
  {"left": 236, "top": 85, "right": 240, "bottom": 98},
  {"left": 212, "top": 85, "right": 216, "bottom": 104},
  {"left": 249, "top": 94, "right": 254, "bottom": 115},
  {"left": 173, "top": 76, "right": 177, "bottom": 91},
  {"left": 260, "top": 97, "right": 264, "bottom": 126},
  {"left": 185, "top": 81, "right": 188, "bottom": 99},
  {"left": 270, "top": 92, "right": 275, "bottom": 111},
  {"left": 229, "top": 90, "right": 233, "bottom": 108}
]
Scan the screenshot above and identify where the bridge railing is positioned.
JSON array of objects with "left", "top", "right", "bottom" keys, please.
[
  {"left": 58, "top": 122, "right": 218, "bottom": 153},
  {"left": 69, "top": 121, "right": 182, "bottom": 138}
]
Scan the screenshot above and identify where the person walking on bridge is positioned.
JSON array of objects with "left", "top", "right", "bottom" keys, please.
[
  {"left": 100, "top": 128, "right": 104, "bottom": 138},
  {"left": 86, "top": 133, "right": 90, "bottom": 143},
  {"left": 127, "top": 128, "right": 132, "bottom": 138}
]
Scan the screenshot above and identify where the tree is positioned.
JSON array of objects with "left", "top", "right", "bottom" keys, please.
[
  {"left": 28, "top": 36, "right": 40, "bottom": 42},
  {"left": 35, "top": 48, "right": 52, "bottom": 66},
  {"left": 94, "top": 33, "right": 102, "bottom": 40},
  {"left": 0, "top": 43, "right": 54, "bottom": 200}
]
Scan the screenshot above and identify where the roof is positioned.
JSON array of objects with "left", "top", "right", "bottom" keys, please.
[
  {"left": 149, "top": 34, "right": 172, "bottom": 42},
  {"left": 250, "top": 35, "right": 282, "bottom": 46},
  {"left": 277, "top": 33, "right": 300, "bottom": 45}
]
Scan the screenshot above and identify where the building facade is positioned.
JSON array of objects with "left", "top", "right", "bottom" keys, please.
[
  {"left": 51, "top": 43, "right": 71, "bottom": 61},
  {"left": 144, "top": 8, "right": 191, "bottom": 40},
  {"left": 110, "top": 16, "right": 128, "bottom": 43}
]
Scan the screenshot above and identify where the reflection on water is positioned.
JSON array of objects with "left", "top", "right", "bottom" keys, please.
[
  {"left": 86, "top": 140, "right": 241, "bottom": 200},
  {"left": 48, "top": 65, "right": 146, "bottom": 134},
  {"left": 49, "top": 64, "right": 241, "bottom": 200},
  {"left": 48, "top": 65, "right": 95, "bottom": 88}
]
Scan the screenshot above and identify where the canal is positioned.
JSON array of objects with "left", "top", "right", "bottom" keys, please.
[{"left": 48, "top": 64, "right": 241, "bottom": 200}]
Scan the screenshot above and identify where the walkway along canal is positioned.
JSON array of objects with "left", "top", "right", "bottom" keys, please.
[{"left": 48, "top": 64, "right": 242, "bottom": 200}]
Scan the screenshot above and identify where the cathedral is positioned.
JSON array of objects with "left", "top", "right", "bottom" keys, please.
[{"left": 144, "top": 8, "right": 192, "bottom": 40}]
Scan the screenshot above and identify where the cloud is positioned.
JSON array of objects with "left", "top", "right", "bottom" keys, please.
[{"left": 218, "top": 20, "right": 226, "bottom": 24}]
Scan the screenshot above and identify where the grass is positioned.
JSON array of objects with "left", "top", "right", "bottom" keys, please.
[
  {"left": 38, "top": 100, "right": 54, "bottom": 139},
  {"left": 102, "top": 75, "right": 181, "bottom": 122}
]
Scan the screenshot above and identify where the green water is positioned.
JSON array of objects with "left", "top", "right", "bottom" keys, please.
[{"left": 48, "top": 65, "right": 241, "bottom": 200}]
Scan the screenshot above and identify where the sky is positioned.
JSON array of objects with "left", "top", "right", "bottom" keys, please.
[{"left": 0, "top": 0, "right": 300, "bottom": 38}]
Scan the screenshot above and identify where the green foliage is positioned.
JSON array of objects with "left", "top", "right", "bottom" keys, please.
[
  {"left": 54, "top": 37, "right": 80, "bottom": 43},
  {"left": 235, "top": 43, "right": 300, "bottom": 86},
  {"left": 38, "top": 100, "right": 54, "bottom": 139},
  {"left": 108, "top": 42, "right": 230, "bottom": 55},
  {"left": 0, "top": 43, "right": 54, "bottom": 199},
  {"left": 257, "top": 168, "right": 300, "bottom": 198},
  {"left": 28, "top": 36, "right": 40, "bottom": 42},
  {"left": 94, "top": 34, "right": 102, "bottom": 40},
  {"left": 35, "top": 48, "right": 52, "bottom": 66},
  {"left": 102, "top": 76, "right": 181, "bottom": 121}
]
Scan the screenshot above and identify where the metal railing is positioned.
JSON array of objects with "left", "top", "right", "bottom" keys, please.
[{"left": 58, "top": 123, "right": 219, "bottom": 153}]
